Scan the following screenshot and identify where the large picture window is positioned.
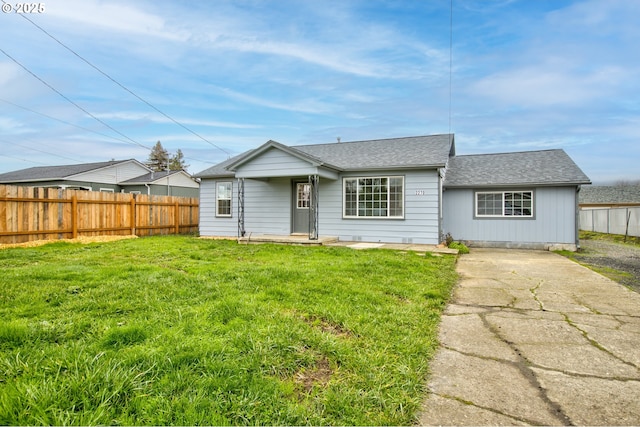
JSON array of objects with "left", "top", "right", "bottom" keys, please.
[
  {"left": 343, "top": 176, "right": 404, "bottom": 218},
  {"left": 476, "top": 191, "right": 533, "bottom": 217},
  {"left": 216, "top": 181, "right": 232, "bottom": 217}
]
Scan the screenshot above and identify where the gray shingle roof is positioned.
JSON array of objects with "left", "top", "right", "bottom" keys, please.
[
  {"left": 194, "top": 134, "right": 454, "bottom": 178},
  {"left": 579, "top": 185, "right": 640, "bottom": 204},
  {"left": 293, "top": 134, "right": 454, "bottom": 170},
  {"left": 119, "top": 170, "right": 184, "bottom": 184},
  {"left": 443, "top": 149, "right": 591, "bottom": 187},
  {"left": 0, "top": 160, "right": 132, "bottom": 183},
  {"left": 193, "top": 152, "right": 252, "bottom": 178}
]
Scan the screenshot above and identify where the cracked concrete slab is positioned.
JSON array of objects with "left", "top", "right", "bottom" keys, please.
[{"left": 419, "top": 248, "right": 640, "bottom": 426}]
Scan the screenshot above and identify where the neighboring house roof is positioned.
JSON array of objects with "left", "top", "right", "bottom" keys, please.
[
  {"left": 0, "top": 160, "right": 145, "bottom": 183},
  {"left": 0, "top": 160, "right": 199, "bottom": 188},
  {"left": 579, "top": 185, "right": 640, "bottom": 205},
  {"left": 194, "top": 134, "right": 455, "bottom": 178},
  {"left": 443, "top": 149, "right": 591, "bottom": 188},
  {"left": 119, "top": 170, "right": 200, "bottom": 189},
  {"left": 120, "top": 170, "right": 186, "bottom": 184}
]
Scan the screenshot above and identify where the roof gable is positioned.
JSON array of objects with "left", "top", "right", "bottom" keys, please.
[
  {"left": 444, "top": 149, "right": 591, "bottom": 188},
  {"left": 226, "top": 140, "right": 332, "bottom": 171}
]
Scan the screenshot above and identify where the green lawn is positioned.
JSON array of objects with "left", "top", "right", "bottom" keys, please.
[{"left": 0, "top": 236, "right": 457, "bottom": 425}]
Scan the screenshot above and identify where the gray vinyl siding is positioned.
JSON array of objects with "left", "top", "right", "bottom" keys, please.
[
  {"left": 199, "top": 178, "right": 292, "bottom": 237},
  {"left": 442, "top": 186, "right": 578, "bottom": 246},
  {"left": 199, "top": 179, "right": 236, "bottom": 237},
  {"left": 318, "top": 169, "right": 440, "bottom": 244},
  {"left": 235, "top": 148, "right": 320, "bottom": 178},
  {"left": 243, "top": 178, "right": 292, "bottom": 234},
  {"left": 199, "top": 170, "right": 441, "bottom": 244}
]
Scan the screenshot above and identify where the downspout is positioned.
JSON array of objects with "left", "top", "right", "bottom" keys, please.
[
  {"left": 438, "top": 167, "right": 446, "bottom": 243},
  {"left": 145, "top": 183, "right": 151, "bottom": 195},
  {"left": 575, "top": 185, "right": 581, "bottom": 250}
]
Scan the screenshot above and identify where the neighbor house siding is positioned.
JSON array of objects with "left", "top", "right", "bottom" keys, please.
[
  {"left": 318, "top": 169, "right": 440, "bottom": 244},
  {"left": 73, "top": 162, "right": 149, "bottom": 184},
  {"left": 443, "top": 186, "right": 578, "bottom": 247}
]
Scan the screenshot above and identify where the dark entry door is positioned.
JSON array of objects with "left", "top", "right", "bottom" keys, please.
[{"left": 292, "top": 181, "right": 310, "bottom": 234}]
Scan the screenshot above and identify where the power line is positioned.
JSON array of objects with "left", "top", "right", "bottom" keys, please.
[
  {"left": 0, "top": 97, "right": 136, "bottom": 146},
  {"left": 0, "top": 138, "right": 82, "bottom": 163},
  {"left": 0, "top": 98, "right": 217, "bottom": 167},
  {"left": 448, "top": 0, "right": 453, "bottom": 135},
  {"left": 13, "top": 8, "right": 232, "bottom": 158},
  {"left": 0, "top": 47, "right": 152, "bottom": 151}
]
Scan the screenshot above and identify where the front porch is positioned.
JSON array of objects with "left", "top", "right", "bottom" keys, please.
[
  {"left": 237, "top": 233, "right": 338, "bottom": 246},
  {"left": 232, "top": 234, "right": 459, "bottom": 254}
]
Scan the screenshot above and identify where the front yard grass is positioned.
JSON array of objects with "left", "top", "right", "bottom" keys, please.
[{"left": 0, "top": 236, "right": 457, "bottom": 425}]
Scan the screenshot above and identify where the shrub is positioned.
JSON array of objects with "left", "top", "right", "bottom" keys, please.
[{"left": 448, "top": 241, "right": 469, "bottom": 254}]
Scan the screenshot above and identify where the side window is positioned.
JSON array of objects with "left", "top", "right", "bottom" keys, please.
[
  {"left": 476, "top": 191, "right": 533, "bottom": 217},
  {"left": 216, "top": 182, "right": 232, "bottom": 217}
]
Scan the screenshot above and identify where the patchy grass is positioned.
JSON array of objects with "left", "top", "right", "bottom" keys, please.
[
  {"left": 0, "top": 236, "right": 458, "bottom": 425},
  {"left": 579, "top": 230, "right": 640, "bottom": 246}
]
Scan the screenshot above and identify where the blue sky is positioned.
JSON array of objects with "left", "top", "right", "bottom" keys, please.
[{"left": 1, "top": 0, "right": 638, "bottom": 184}]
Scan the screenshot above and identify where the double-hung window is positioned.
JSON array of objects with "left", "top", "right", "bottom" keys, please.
[
  {"left": 216, "top": 182, "right": 232, "bottom": 217},
  {"left": 343, "top": 176, "right": 404, "bottom": 218},
  {"left": 476, "top": 191, "right": 533, "bottom": 217}
]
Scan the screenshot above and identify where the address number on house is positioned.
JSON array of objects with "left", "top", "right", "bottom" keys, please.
[{"left": 415, "top": 190, "right": 426, "bottom": 196}]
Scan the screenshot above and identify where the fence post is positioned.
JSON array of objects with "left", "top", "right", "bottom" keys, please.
[
  {"left": 175, "top": 200, "right": 180, "bottom": 234},
  {"left": 71, "top": 195, "right": 78, "bottom": 239},
  {"left": 130, "top": 196, "right": 136, "bottom": 235}
]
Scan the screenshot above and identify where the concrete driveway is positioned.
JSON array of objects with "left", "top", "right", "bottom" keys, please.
[{"left": 419, "top": 249, "right": 640, "bottom": 426}]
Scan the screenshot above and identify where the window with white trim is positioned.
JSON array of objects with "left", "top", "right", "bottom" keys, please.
[
  {"left": 343, "top": 176, "right": 404, "bottom": 218},
  {"left": 216, "top": 181, "right": 232, "bottom": 217},
  {"left": 476, "top": 191, "right": 533, "bottom": 217},
  {"left": 297, "top": 183, "right": 310, "bottom": 209}
]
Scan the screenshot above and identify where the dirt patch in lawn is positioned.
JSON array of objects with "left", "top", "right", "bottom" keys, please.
[
  {"left": 294, "top": 355, "right": 333, "bottom": 396},
  {"left": 0, "top": 235, "right": 138, "bottom": 250}
]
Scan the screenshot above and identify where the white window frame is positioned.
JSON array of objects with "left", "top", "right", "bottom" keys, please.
[
  {"left": 216, "top": 181, "right": 232, "bottom": 217},
  {"left": 296, "top": 183, "right": 310, "bottom": 209},
  {"left": 343, "top": 176, "right": 404, "bottom": 219},
  {"left": 99, "top": 188, "right": 115, "bottom": 193},
  {"left": 475, "top": 190, "right": 534, "bottom": 217}
]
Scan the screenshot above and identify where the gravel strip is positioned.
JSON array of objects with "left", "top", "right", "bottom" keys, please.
[{"left": 573, "top": 239, "right": 640, "bottom": 293}]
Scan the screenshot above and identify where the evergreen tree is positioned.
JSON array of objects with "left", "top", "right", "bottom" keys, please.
[
  {"left": 168, "top": 149, "right": 189, "bottom": 171},
  {"left": 147, "top": 141, "right": 169, "bottom": 171}
]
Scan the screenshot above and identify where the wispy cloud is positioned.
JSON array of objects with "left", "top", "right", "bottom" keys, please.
[{"left": 47, "top": 0, "right": 188, "bottom": 41}]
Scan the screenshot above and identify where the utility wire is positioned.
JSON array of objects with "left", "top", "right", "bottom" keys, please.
[
  {"left": 448, "top": 0, "right": 453, "bottom": 136},
  {"left": 0, "top": 153, "right": 51, "bottom": 166},
  {"left": 0, "top": 97, "right": 136, "bottom": 146},
  {"left": 12, "top": 8, "right": 232, "bottom": 157},
  {"left": 0, "top": 138, "right": 82, "bottom": 163},
  {"left": 0, "top": 47, "right": 151, "bottom": 151},
  {"left": 0, "top": 98, "right": 216, "bottom": 167}
]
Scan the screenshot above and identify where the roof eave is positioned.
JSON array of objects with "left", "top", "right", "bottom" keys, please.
[{"left": 444, "top": 180, "right": 592, "bottom": 189}]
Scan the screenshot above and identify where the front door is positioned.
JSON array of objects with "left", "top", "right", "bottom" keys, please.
[{"left": 292, "top": 181, "right": 310, "bottom": 234}]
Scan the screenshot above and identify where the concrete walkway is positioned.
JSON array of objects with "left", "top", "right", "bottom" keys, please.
[{"left": 419, "top": 249, "right": 640, "bottom": 426}]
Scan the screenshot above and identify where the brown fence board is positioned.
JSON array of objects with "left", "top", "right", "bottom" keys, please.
[{"left": 0, "top": 184, "right": 199, "bottom": 244}]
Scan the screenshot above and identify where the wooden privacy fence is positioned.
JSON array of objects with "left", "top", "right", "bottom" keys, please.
[{"left": 0, "top": 184, "right": 199, "bottom": 244}]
